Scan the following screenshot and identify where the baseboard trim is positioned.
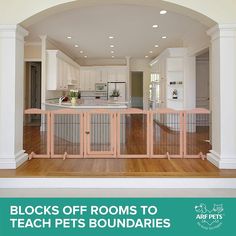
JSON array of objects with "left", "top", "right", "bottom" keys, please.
[
  {"left": 0, "top": 150, "right": 28, "bottom": 169},
  {"left": 207, "top": 151, "right": 236, "bottom": 169},
  {"left": 0, "top": 178, "right": 236, "bottom": 189}
]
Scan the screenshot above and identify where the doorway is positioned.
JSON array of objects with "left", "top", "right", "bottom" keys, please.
[
  {"left": 25, "top": 62, "right": 41, "bottom": 124},
  {"left": 131, "top": 72, "right": 143, "bottom": 109}
]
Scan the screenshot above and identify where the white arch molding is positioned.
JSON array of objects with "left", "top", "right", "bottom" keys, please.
[{"left": 0, "top": 0, "right": 236, "bottom": 169}]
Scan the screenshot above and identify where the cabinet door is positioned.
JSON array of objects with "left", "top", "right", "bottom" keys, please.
[
  {"left": 100, "top": 69, "right": 108, "bottom": 83},
  {"left": 116, "top": 69, "right": 127, "bottom": 82},
  {"left": 92, "top": 69, "right": 101, "bottom": 83},
  {"left": 75, "top": 67, "right": 80, "bottom": 85},
  {"left": 62, "top": 61, "right": 68, "bottom": 90},
  {"left": 107, "top": 70, "right": 116, "bottom": 82},
  {"left": 88, "top": 74, "right": 95, "bottom": 91},
  {"left": 57, "top": 58, "right": 64, "bottom": 90},
  {"left": 79, "top": 70, "right": 86, "bottom": 90}
]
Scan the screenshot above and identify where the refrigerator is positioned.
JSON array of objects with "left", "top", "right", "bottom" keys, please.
[{"left": 107, "top": 82, "right": 126, "bottom": 102}]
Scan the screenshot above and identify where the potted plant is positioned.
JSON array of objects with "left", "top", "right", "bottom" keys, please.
[
  {"left": 110, "top": 89, "right": 120, "bottom": 101},
  {"left": 69, "top": 89, "right": 79, "bottom": 105}
]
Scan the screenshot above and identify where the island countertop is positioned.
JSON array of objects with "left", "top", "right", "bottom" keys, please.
[{"left": 44, "top": 99, "right": 128, "bottom": 109}]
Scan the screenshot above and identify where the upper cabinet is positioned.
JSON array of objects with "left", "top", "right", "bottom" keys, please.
[
  {"left": 107, "top": 66, "right": 127, "bottom": 82},
  {"left": 46, "top": 51, "right": 128, "bottom": 92},
  {"left": 46, "top": 50, "right": 80, "bottom": 90},
  {"left": 79, "top": 66, "right": 128, "bottom": 91},
  {"left": 79, "top": 68, "right": 95, "bottom": 91}
]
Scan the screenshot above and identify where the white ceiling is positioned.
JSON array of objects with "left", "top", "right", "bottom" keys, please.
[{"left": 25, "top": 4, "right": 208, "bottom": 59}]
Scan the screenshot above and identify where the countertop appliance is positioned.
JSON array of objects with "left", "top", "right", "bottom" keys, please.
[
  {"left": 95, "top": 83, "right": 107, "bottom": 92},
  {"left": 107, "top": 82, "right": 126, "bottom": 102}
]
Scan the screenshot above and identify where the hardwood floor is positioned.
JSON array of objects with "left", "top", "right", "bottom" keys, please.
[{"left": 1, "top": 158, "right": 236, "bottom": 178}]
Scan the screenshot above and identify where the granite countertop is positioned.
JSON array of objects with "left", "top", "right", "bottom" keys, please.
[{"left": 44, "top": 99, "right": 128, "bottom": 109}]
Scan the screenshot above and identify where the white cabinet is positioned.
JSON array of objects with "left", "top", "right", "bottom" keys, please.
[
  {"left": 79, "top": 66, "right": 127, "bottom": 91},
  {"left": 107, "top": 70, "right": 116, "bottom": 82},
  {"left": 46, "top": 50, "right": 80, "bottom": 90},
  {"left": 107, "top": 67, "right": 127, "bottom": 82},
  {"left": 79, "top": 69, "right": 95, "bottom": 91}
]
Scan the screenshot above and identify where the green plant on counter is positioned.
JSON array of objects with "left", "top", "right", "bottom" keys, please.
[
  {"left": 69, "top": 89, "right": 80, "bottom": 98},
  {"left": 110, "top": 89, "right": 120, "bottom": 97}
]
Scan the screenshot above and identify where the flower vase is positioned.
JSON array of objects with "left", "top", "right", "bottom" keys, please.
[
  {"left": 113, "top": 97, "right": 118, "bottom": 101},
  {"left": 71, "top": 97, "right": 77, "bottom": 106}
]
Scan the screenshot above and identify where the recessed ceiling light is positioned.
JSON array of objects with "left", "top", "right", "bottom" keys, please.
[
  {"left": 155, "top": 45, "right": 159, "bottom": 48},
  {"left": 149, "top": 51, "right": 153, "bottom": 53},
  {"left": 145, "top": 55, "right": 149, "bottom": 58},
  {"left": 111, "top": 51, "right": 114, "bottom": 54},
  {"left": 67, "top": 36, "right": 72, "bottom": 39},
  {"left": 112, "top": 56, "right": 115, "bottom": 58},
  {"left": 162, "top": 36, "right": 167, "bottom": 39},
  {"left": 109, "top": 36, "right": 114, "bottom": 39},
  {"left": 74, "top": 44, "right": 79, "bottom": 48},
  {"left": 84, "top": 55, "right": 87, "bottom": 58},
  {"left": 152, "top": 24, "right": 159, "bottom": 28},
  {"left": 80, "top": 51, "right": 83, "bottom": 53},
  {"left": 160, "top": 10, "right": 167, "bottom": 15},
  {"left": 110, "top": 45, "right": 114, "bottom": 48}
]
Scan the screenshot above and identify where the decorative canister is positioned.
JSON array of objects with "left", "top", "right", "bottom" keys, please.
[{"left": 71, "top": 97, "right": 77, "bottom": 105}]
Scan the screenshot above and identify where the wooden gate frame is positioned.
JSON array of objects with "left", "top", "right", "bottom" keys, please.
[
  {"left": 24, "top": 108, "right": 211, "bottom": 159},
  {"left": 84, "top": 109, "right": 116, "bottom": 158},
  {"left": 24, "top": 108, "right": 51, "bottom": 159}
]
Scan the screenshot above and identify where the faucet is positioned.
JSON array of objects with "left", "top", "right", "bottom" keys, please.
[{"left": 59, "top": 96, "right": 65, "bottom": 105}]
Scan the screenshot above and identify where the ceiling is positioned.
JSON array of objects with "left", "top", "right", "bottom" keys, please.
[{"left": 25, "top": 4, "right": 208, "bottom": 60}]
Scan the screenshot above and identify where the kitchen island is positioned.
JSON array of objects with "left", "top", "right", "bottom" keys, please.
[
  {"left": 42, "top": 99, "right": 128, "bottom": 156},
  {"left": 44, "top": 99, "right": 128, "bottom": 110}
]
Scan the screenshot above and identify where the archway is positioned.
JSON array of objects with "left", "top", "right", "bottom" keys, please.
[
  {"left": 0, "top": 0, "right": 236, "bottom": 170},
  {"left": 20, "top": 0, "right": 216, "bottom": 28}
]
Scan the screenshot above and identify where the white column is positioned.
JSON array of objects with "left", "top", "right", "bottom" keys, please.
[
  {"left": 207, "top": 24, "right": 236, "bottom": 169},
  {"left": 0, "top": 25, "right": 28, "bottom": 169}
]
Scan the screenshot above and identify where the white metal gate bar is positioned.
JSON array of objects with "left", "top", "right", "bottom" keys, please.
[
  {"left": 183, "top": 108, "right": 211, "bottom": 159},
  {"left": 24, "top": 108, "right": 51, "bottom": 159},
  {"left": 150, "top": 108, "right": 183, "bottom": 158},
  {"left": 117, "top": 108, "right": 150, "bottom": 158},
  {"left": 50, "top": 109, "right": 84, "bottom": 159}
]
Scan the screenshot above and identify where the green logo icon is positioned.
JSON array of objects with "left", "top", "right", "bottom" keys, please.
[{"left": 195, "top": 203, "right": 224, "bottom": 230}]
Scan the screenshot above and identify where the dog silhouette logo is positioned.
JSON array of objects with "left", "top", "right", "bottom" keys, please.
[{"left": 194, "top": 203, "right": 224, "bottom": 230}]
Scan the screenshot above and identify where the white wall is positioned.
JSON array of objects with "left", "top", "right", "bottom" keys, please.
[
  {"left": 183, "top": 23, "right": 210, "bottom": 55},
  {"left": 184, "top": 55, "right": 196, "bottom": 109},
  {"left": 24, "top": 43, "right": 41, "bottom": 60}
]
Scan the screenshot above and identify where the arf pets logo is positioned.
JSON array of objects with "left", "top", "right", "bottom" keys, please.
[{"left": 194, "top": 203, "right": 224, "bottom": 230}]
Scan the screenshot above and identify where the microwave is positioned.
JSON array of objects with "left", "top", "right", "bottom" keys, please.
[{"left": 95, "top": 83, "right": 107, "bottom": 92}]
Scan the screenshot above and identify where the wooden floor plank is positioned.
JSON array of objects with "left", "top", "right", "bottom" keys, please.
[{"left": 0, "top": 158, "right": 236, "bottom": 178}]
